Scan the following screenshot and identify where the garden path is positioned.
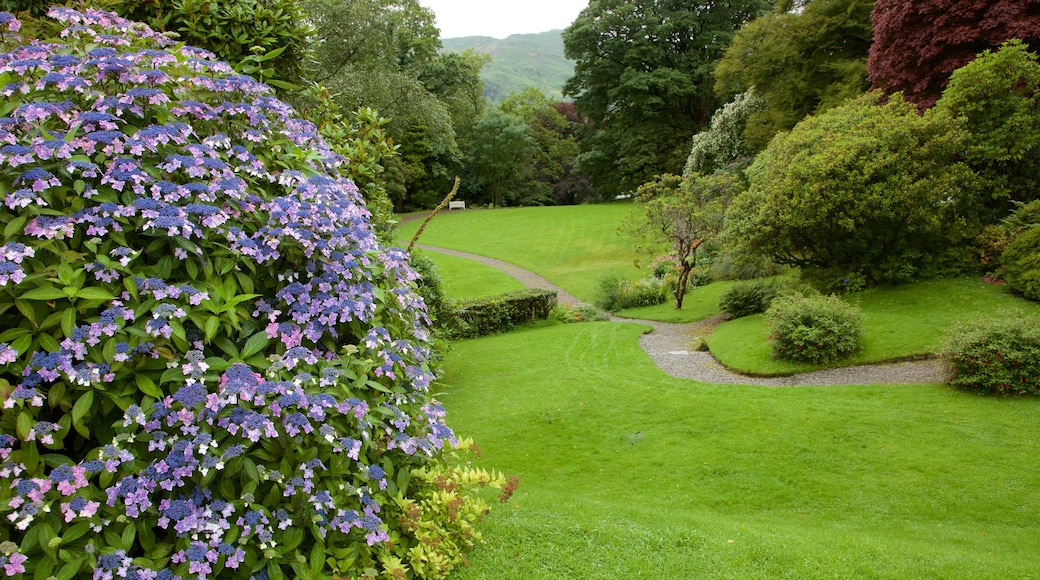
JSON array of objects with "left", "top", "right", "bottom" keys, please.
[{"left": 413, "top": 243, "right": 947, "bottom": 386}]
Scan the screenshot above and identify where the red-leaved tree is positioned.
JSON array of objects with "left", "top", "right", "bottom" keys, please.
[{"left": 868, "top": 0, "right": 1040, "bottom": 108}]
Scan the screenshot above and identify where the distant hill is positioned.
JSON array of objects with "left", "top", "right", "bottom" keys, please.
[{"left": 441, "top": 30, "right": 574, "bottom": 103}]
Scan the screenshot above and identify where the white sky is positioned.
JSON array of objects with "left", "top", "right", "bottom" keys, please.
[{"left": 418, "top": 0, "right": 589, "bottom": 39}]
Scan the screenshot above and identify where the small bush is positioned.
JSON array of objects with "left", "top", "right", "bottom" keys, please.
[
  {"left": 1001, "top": 226, "right": 1040, "bottom": 301},
  {"left": 595, "top": 276, "right": 669, "bottom": 311},
  {"left": 941, "top": 315, "right": 1040, "bottom": 395},
  {"left": 719, "top": 279, "right": 780, "bottom": 318},
  {"left": 766, "top": 293, "right": 863, "bottom": 364},
  {"left": 549, "top": 304, "right": 608, "bottom": 323}
]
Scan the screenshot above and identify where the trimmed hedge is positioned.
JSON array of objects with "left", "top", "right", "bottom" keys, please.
[{"left": 443, "top": 289, "right": 558, "bottom": 339}]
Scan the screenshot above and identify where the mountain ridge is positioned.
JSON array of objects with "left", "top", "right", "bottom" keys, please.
[{"left": 441, "top": 30, "right": 574, "bottom": 103}]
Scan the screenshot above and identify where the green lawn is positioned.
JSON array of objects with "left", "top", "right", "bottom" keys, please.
[
  {"left": 708, "top": 278, "right": 1040, "bottom": 375},
  {"left": 440, "top": 322, "right": 1040, "bottom": 578},
  {"left": 397, "top": 205, "right": 643, "bottom": 302},
  {"left": 413, "top": 249, "right": 525, "bottom": 300}
]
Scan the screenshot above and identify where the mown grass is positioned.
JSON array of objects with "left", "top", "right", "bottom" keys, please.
[
  {"left": 709, "top": 278, "right": 1040, "bottom": 375},
  {"left": 441, "top": 322, "right": 1040, "bottom": 578},
  {"left": 397, "top": 205, "right": 643, "bottom": 302},
  {"left": 413, "top": 249, "right": 524, "bottom": 300}
]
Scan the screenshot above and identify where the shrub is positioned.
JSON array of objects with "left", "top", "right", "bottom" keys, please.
[
  {"left": 595, "top": 276, "right": 669, "bottom": 312},
  {"left": 724, "top": 92, "right": 977, "bottom": 286},
  {"left": 0, "top": 9, "right": 505, "bottom": 579},
  {"left": 442, "top": 289, "right": 558, "bottom": 339},
  {"left": 719, "top": 279, "right": 779, "bottom": 319},
  {"left": 941, "top": 315, "right": 1040, "bottom": 395},
  {"left": 1001, "top": 226, "right": 1040, "bottom": 301},
  {"left": 766, "top": 293, "right": 863, "bottom": 364}
]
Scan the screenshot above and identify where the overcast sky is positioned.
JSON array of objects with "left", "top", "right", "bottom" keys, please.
[{"left": 418, "top": 0, "right": 589, "bottom": 39}]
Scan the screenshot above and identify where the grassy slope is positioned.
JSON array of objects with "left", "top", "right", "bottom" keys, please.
[
  {"left": 441, "top": 323, "right": 1040, "bottom": 578},
  {"left": 413, "top": 249, "right": 525, "bottom": 300},
  {"left": 398, "top": 205, "right": 642, "bottom": 302},
  {"left": 441, "top": 31, "right": 573, "bottom": 103},
  {"left": 709, "top": 278, "right": 1040, "bottom": 375}
]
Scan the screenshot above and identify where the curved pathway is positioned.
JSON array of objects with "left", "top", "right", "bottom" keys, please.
[{"left": 415, "top": 244, "right": 947, "bottom": 386}]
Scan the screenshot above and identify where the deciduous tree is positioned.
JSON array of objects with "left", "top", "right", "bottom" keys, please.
[
  {"left": 868, "top": 0, "right": 1040, "bottom": 108},
  {"left": 622, "top": 173, "right": 741, "bottom": 309},
  {"left": 563, "top": 0, "right": 769, "bottom": 197},
  {"left": 724, "top": 93, "right": 976, "bottom": 287},
  {"left": 714, "top": 0, "right": 874, "bottom": 150}
]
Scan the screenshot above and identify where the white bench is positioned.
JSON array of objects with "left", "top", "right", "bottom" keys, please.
[{"left": 448, "top": 201, "right": 466, "bottom": 210}]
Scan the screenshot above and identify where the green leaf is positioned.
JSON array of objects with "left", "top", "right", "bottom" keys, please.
[
  {"left": 136, "top": 374, "right": 163, "bottom": 399},
  {"left": 4, "top": 214, "right": 26, "bottom": 241},
  {"left": 38, "top": 333, "right": 61, "bottom": 352},
  {"left": 267, "top": 562, "right": 286, "bottom": 580},
  {"left": 61, "top": 307, "right": 75, "bottom": 337},
  {"left": 121, "top": 524, "right": 136, "bottom": 550},
  {"left": 241, "top": 332, "right": 270, "bottom": 359},
  {"left": 56, "top": 559, "right": 84, "bottom": 580},
  {"left": 205, "top": 316, "right": 220, "bottom": 341},
  {"left": 14, "top": 299, "right": 37, "bottom": 326},
  {"left": 71, "top": 390, "right": 94, "bottom": 429},
  {"left": 16, "top": 411, "right": 31, "bottom": 440},
  {"left": 33, "top": 554, "right": 55, "bottom": 580},
  {"left": 21, "top": 287, "right": 68, "bottom": 301},
  {"left": 309, "top": 540, "right": 326, "bottom": 574},
  {"left": 74, "top": 287, "right": 115, "bottom": 301}
]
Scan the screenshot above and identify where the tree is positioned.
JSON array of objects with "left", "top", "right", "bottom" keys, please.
[
  {"left": 932, "top": 40, "right": 1040, "bottom": 221},
  {"left": 622, "top": 173, "right": 741, "bottom": 309},
  {"left": 498, "top": 88, "right": 584, "bottom": 205},
  {"left": 684, "top": 89, "right": 765, "bottom": 177},
  {"left": 714, "top": 0, "right": 874, "bottom": 150},
  {"left": 464, "top": 109, "right": 537, "bottom": 207},
  {"left": 868, "top": 0, "right": 1040, "bottom": 108},
  {"left": 563, "top": 0, "right": 770, "bottom": 197},
  {"left": 724, "top": 92, "right": 977, "bottom": 287},
  {"left": 304, "top": 0, "right": 465, "bottom": 209}
]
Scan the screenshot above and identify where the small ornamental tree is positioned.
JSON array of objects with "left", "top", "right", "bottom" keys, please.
[
  {"left": 868, "top": 0, "right": 1040, "bottom": 108},
  {"left": 0, "top": 9, "right": 506, "bottom": 580},
  {"left": 622, "top": 172, "right": 742, "bottom": 309}
]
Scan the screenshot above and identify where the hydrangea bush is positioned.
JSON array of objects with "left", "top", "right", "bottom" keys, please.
[{"left": 0, "top": 9, "right": 506, "bottom": 579}]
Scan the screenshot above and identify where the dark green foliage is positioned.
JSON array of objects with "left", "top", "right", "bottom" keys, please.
[
  {"left": 724, "top": 92, "right": 977, "bottom": 286},
  {"left": 107, "top": 0, "right": 312, "bottom": 93},
  {"left": 941, "top": 315, "right": 1040, "bottom": 395},
  {"left": 595, "top": 277, "right": 669, "bottom": 312},
  {"left": 563, "top": 0, "right": 770, "bottom": 197},
  {"left": 932, "top": 41, "right": 1040, "bottom": 222},
  {"left": 766, "top": 293, "right": 863, "bottom": 364},
  {"left": 1002, "top": 226, "right": 1040, "bottom": 301},
  {"left": 443, "top": 289, "right": 558, "bottom": 339},
  {"left": 462, "top": 108, "right": 539, "bottom": 207},
  {"left": 714, "top": 0, "right": 874, "bottom": 150},
  {"left": 719, "top": 279, "right": 779, "bottom": 319}
]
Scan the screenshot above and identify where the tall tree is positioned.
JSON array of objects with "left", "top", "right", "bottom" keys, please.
[
  {"left": 304, "top": 0, "right": 462, "bottom": 209},
  {"left": 868, "top": 0, "right": 1040, "bottom": 108},
  {"left": 499, "top": 88, "right": 583, "bottom": 205},
  {"left": 714, "top": 0, "right": 874, "bottom": 150},
  {"left": 562, "top": 0, "right": 770, "bottom": 197},
  {"left": 463, "top": 109, "right": 537, "bottom": 208}
]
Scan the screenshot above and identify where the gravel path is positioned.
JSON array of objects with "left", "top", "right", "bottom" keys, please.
[{"left": 415, "top": 243, "right": 947, "bottom": 386}]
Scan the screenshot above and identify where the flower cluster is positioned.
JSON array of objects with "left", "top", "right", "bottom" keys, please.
[{"left": 0, "top": 8, "right": 466, "bottom": 579}]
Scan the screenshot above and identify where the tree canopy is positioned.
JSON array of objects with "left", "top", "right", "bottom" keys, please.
[
  {"left": 563, "top": 0, "right": 769, "bottom": 197},
  {"left": 714, "top": 0, "right": 874, "bottom": 150},
  {"left": 868, "top": 0, "right": 1040, "bottom": 108}
]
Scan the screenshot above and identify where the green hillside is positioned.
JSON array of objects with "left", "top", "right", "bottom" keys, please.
[{"left": 442, "top": 30, "right": 574, "bottom": 102}]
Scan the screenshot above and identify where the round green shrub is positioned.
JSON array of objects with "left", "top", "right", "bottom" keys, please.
[
  {"left": 718, "top": 279, "right": 778, "bottom": 318},
  {"left": 1001, "top": 226, "right": 1040, "bottom": 301},
  {"left": 0, "top": 9, "right": 505, "bottom": 579},
  {"left": 766, "top": 293, "right": 863, "bottom": 364},
  {"left": 941, "top": 315, "right": 1040, "bottom": 395},
  {"left": 595, "top": 276, "right": 668, "bottom": 311}
]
